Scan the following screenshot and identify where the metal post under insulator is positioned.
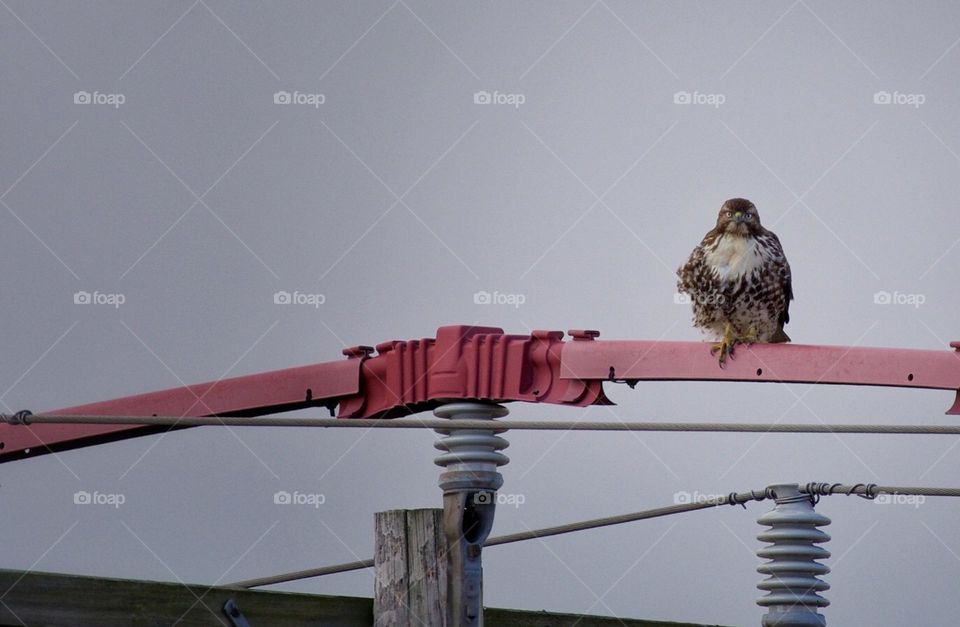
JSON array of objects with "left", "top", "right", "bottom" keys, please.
[
  {"left": 756, "top": 483, "right": 831, "bottom": 627},
  {"left": 433, "top": 402, "right": 510, "bottom": 627}
]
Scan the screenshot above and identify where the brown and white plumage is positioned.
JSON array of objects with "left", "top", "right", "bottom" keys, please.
[{"left": 677, "top": 198, "right": 793, "bottom": 364}]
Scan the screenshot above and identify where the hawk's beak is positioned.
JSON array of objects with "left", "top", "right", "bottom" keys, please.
[{"left": 734, "top": 211, "right": 747, "bottom": 223}]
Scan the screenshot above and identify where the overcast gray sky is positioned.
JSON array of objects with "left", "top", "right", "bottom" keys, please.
[{"left": 2, "top": 1, "right": 960, "bottom": 625}]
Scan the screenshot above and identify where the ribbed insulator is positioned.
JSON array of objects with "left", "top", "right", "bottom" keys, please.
[
  {"left": 433, "top": 432, "right": 510, "bottom": 468},
  {"left": 756, "top": 484, "right": 831, "bottom": 627},
  {"left": 433, "top": 402, "right": 509, "bottom": 469}
]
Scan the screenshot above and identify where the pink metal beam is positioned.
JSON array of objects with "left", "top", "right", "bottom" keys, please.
[
  {"left": 1, "top": 325, "right": 957, "bottom": 463},
  {"left": 562, "top": 336, "right": 960, "bottom": 403},
  {"left": 0, "top": 360, "right": 360, "bottom": 462}
]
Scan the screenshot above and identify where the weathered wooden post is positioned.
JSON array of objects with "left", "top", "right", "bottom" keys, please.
[
  {"left": 433, "top": 402, "right": 510, "bottom": 627},
  {"left": 373, "top": 509, "right": 447, "bottom": 626}
]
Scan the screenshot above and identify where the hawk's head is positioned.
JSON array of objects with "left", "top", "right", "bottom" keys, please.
[{"left": 715, "top": 198, "right": 761, "bottom": 237}]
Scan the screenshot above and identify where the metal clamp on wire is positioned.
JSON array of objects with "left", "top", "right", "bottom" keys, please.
[
  {"left": 848, "top": 483, "right": 880, "bottom": 500},
  {"left": 803, "top": 482, "right": 880, "bottom": 501},
  {"left": 1, "top": 410, "right": 32, "bottom": 425},
  {"left": 727, "top": 487, "right": 777, "bottom": 509}
]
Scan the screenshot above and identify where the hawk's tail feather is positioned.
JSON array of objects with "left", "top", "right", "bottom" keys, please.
[{"left": 770, "top": 328, "right": 791, "bottom": 343}]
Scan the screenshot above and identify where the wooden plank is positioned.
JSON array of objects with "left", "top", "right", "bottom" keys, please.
[
  {"left": 483, "top": 607, "right": 727, "bottom": 627},
  {"left": 374, "top": 509, "right": 409, "bottom": 626},
  {"left": 405, "top": 509, "right": 446, "bottom": 623},
  {"left": 0, "top": 569, "right": 371, "bottom": 627},
  {"left": 0, "top": 568, "right": 729, "bottom": 627},
  {"left": 374, "top": 509, "right": 445, "bottom": 626}
]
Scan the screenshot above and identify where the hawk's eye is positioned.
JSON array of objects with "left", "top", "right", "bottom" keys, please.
[
  {"left": 745, "top": 212, "right": 753, "bottom": 218},
  {"left": 726, "top": 211, "right": 733, "bottom": 217}
]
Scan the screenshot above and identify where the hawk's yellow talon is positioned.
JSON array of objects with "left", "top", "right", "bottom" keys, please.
[{"left": 710, "top": 323, "right": 736, "bottom": 367}]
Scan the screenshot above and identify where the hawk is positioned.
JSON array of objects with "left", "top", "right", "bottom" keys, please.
[{"left": 677, "top": 198, "right": 793, "bottom": 366}]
